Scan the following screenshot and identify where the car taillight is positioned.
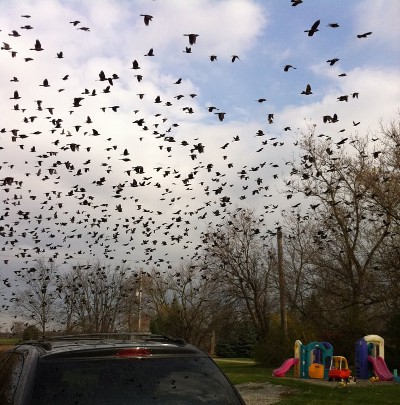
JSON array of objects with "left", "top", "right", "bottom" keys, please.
[{"left": 115, "top": 348, "right": 152, "bottom": 358}]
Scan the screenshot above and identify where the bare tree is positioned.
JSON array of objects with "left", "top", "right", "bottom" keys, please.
[
  {"left": 118, "top": 271, "right": 150, "bottom": 333},
  {"left": 146, "top": 264, "right": 233, "bottom": 351},
  {"left": 201, "top": 209, "right": 277, "bottom": 339},
  {"left": 15, "top": 259, "right": 59, "bottom": 336},
  {"left": 287, "top": 125, "right": 395, "bottom": 339},
  {"left": 281, "top": 211, "right": 318, "bottom": 315},
  {"left": 59, "top": 262, "right": 132, "bottom": 333}
]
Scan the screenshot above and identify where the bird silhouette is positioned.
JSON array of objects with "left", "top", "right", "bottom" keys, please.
[
  {"left": 284, "top": 64, "right": 296, "bottom": 71},
  {"left": 357, "top": 32, "right": 372, "bottom": 38},
  {"left": 327, "top": 58, "right": 339, "bottom": 66},
  {"left": 140, "top": 14, "right": 153, "bottom": 26},
  {"left": 30, "top": 39, "right": 44, "bottom": 51},
  {"left": 215, "top": 112, "right": 226, "bottom": 121},
  {"left": 184, "top": 34, "right": 199, "bottom": 45},
  {"left": 301, "top": 84, "right": 312, "bottom": 95},
  {"left": 305, "top": 20, "right": 320, "bottom": 36}
]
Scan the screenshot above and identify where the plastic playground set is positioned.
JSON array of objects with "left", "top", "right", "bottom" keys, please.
[{"left": 273, "top": 334, "right": 400, "bottom": 383}]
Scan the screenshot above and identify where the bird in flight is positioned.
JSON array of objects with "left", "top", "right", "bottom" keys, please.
[
  {"left": 140, "top": 14, "right": 153, "bottom": 26},
  {"left": 215, "top": 112, "right": 226, "bottom": 121},
  {"left": 73, "top": 97, "right": 84, "bottom": 107},
  {"left": 327, "top": 58, "right": 339, "bottom": 66},
  {"left": 357, "top": 32, "right": 372, "bottom": 38},
  {"left": 131, "top": 60, "right": 140, "bottom": 70},
  {"left": 145, "top": 48, "right": 154, "bottom": 56},
  {"left": 301, "top": 84, "right": 312, "bottom": 95},
  {"left": 184, "top": 34, "right": 199, "bottom": 45},
  {"left": 30, "top": 39, "right": 44, "bottom": 51},
  {"left": 305, "top": 20, "right": 320, "bottom": 36},
  {"left": 10, "top": 90, "right": 21, "bottom": 100}
]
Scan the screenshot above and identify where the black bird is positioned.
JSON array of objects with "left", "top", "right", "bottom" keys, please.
[
  {"left": 39, "top": 79, "right": 50, "bottom": 87},
  {"left": 305, "top": 20, "right": 320, "bottom": 36},
  {"left": 328, "top": 23, "right": 339, "bottom": 28},
  {"left": 327, "top": 58, "right": 339, "bottom": 66},
  {"left": 207, "top": 106, "right": 218, "bottom": 112},
  {"left": 323, "top": 113, "right": 338, "bottom": 123},
  {"left": 98, "top": 70, "right": 107, "bottom": 81},
  {"left": 301, "top": 84, "right": 312, "bottom": 95},
  {"left": 131, "top": 60, "right": 140, "bottom": 69},
  {"left": 184, "top": 34, "right": 199, "bottom": 45},
  {"left": 145, "top": 48, "right": 154, "bottom": 56},
  {"left": 210, "top": 55, "right": 217, "bottom": 61},
  {"left": 8, "top": 30, "right": 21, "bottom": 37},
  {"left": 30, "top": 39, "right": 44, "bottom": 51},
  {"left": 231, "top": 55, "right": 240, "bottom": 62},
  {"left": 140, "top": 14, "right": 153, "bottom": 26},
  {"left": 357, "top": 32, "right": 372, "bottom": 38},
  {"left": 73, "top": 97, "right": 84, "bottom": 107},
  {"left": 10, "top": 91, "right": 21, "bottom": 100},
  {"left": 215, "top": 112, "right": 226, "bottom": 121},
  {"left": 284, "top": 64, "right": 296, "bottom": 71}
]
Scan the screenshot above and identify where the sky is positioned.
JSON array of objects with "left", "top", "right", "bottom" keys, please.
[{"left": 0, "top": 0, "right": 399, "bottom": 327}]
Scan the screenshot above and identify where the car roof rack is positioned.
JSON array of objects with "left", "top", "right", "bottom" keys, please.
[
  {"left": 16, "top": 340, "right": 53, "bottom": 351},
  {"left": 23, "top": 333, "right": 186, "bottom": 346}
]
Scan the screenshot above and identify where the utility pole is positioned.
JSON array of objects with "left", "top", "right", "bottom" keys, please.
[
  {"left": 277, "top": 227, "right": 287, "bottom": 339},
  {"left": 137, "top": 271, "right": 143, "bottom": 332}
]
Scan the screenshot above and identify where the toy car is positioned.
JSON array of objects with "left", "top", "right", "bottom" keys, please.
[{"left": 328, "top": 355, "right": 351, "bottom": 381}]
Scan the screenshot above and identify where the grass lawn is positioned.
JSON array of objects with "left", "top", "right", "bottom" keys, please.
[
  {"left": 0, "top": 338, "right": 19, "bottom": 345},
  {"left": 215, "top": 358, "right": 400, "bottom": 404},
  {"left": 0, "top": 338, "right": 19, "bottom": 353}
]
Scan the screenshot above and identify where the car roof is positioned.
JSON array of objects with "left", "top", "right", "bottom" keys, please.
[{"left": 15, "top": 333, "right": 204, "bottom": 359}]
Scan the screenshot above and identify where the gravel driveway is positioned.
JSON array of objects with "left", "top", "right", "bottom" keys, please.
[{"left": 236, "top": 382, "right": 296, "bottom": 405}]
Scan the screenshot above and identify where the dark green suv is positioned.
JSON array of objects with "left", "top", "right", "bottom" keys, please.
[{"left": 0, "top": 334, "right": 245, "bottom": 404}]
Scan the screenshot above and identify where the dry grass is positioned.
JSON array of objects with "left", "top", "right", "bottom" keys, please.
[{"left": 0, "top": 344, "right": 15, "bottom": 353}]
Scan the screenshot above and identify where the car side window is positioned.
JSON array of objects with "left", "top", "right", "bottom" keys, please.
[{"left": 0, "top": 352, "right": 25, "bottom": 405}]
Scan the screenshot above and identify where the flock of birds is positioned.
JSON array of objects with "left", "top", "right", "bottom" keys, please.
[{"left": 0, "top": 1, "right": 375, "bottom": 311}]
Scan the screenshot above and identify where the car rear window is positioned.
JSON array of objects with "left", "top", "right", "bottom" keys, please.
[{"left": 30, "top": 356, "right": 243, "bottom": 404}]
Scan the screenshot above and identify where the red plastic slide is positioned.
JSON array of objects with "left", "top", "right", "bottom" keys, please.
[
  {"left": 273, "top": 357, "right": 299, "bottom": 377},
  {"left": 367, "top": 356, "right": 393, "bottom": 381}
]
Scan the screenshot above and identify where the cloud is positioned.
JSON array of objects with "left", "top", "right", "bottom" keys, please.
[{"left": 0, "top": 0, "right": 398, "bottom": 324}]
